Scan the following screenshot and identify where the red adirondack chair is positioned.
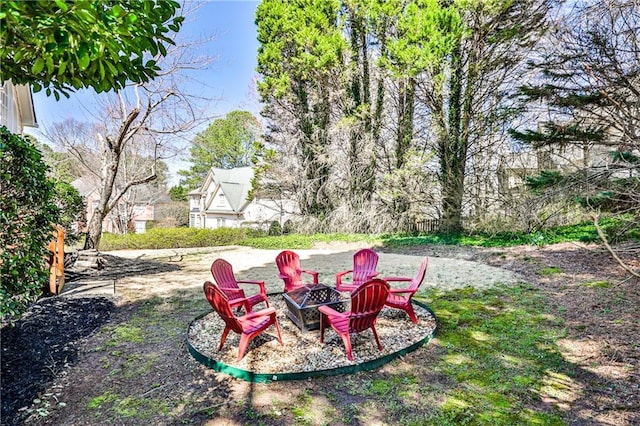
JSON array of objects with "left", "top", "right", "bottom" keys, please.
[
  {"left": 335, "top": 248, "right": 379, "bottom": 292},
  {"left": 210, "top": 258, "right": 269, "bottom": 312},
  {"left": 203, "top": 281, "right": 283, "bottom": 361},
  {"left": 319, "top": 278, "right": 390, "bottom": 360},
  {"left": 275, "top": 250, "right": 319, "bottom": 292},
  {"left": 383, "top": 257, "right": 428, "bottom": 323}
]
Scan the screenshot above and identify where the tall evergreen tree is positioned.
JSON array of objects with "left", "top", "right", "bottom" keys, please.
[{"left": 256, "top": 0, "right": 345, "bottom": 219}]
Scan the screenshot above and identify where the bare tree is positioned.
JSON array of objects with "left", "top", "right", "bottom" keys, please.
[{"left": 44, "top": 15, "right": 215, "bottom": 249}]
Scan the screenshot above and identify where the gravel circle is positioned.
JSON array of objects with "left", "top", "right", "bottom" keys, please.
[{"left": 187, "top": 294, "right": 436, "bottom": 375}]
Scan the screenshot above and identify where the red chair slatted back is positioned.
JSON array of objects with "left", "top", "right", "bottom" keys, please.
[
  {"left": 203, "top": 281, "right": 243, "bottom": 334},
  {"left": 276, "top": 250, "right": 303, "bottom": 290},
  {"left": 210, "top": 258, "right": 244, "bottom": 297},
  {"left": 349, "top": 278, "right": 389, "bottom": 333},
  {"left": 352, "top": 249, "right": 379, "bottom": 285},
  {"left": 408, "top": 257, "right": 429, "bottom": 291}
]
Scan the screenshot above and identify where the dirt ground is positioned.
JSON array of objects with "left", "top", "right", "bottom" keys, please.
[{"left": 1, "top": 241, "right": 638, "bottom": 425}]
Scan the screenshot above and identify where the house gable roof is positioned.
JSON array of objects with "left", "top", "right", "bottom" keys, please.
[{"left": 204, "top": 167, "right": 254, "bottom": 213}]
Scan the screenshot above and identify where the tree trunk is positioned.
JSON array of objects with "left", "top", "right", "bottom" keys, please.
[
  {"left": 440, "top": 42, "right": 465, "bottom": 233},
  {"left": 84, "top": 147, "right": 120, "bottom": 250}
]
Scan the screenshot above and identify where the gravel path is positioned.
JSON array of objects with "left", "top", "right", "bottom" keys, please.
[{"left": 63, "top": 245, "right": 522, "bottom": 298}]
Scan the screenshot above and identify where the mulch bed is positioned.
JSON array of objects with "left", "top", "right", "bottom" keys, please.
[{"left": 1, "top": 297, "right": 115, "bottom": 425}]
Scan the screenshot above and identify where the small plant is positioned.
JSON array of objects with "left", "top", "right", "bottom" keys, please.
[
  {"left": 88, "top": 391, "right": 118, "bottom": 409},
  {"left": 540, "top": 266, "right": 563, "bottom": 275},
  {"left": 582, "top": 281, "right": 612, "bottom": 288},
  {"left": 108, "top": 325, "right": 144, "bottom": 345}
]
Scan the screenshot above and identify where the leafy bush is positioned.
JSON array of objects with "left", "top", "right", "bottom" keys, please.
[
  {"left": 96, "top": 216, "right": 637, "bottom": 252},
  {"left": 268, "top": 220, "right": 282, "bottom": 236},
  {"left": 0, "top": 127, "right": 59, "bottom": 317},
  {"left": 52, "top": 180, "right": 85, "bottom": 244},
  {"left": 282, "top": 219, "right": 294, "bottom": 234}
]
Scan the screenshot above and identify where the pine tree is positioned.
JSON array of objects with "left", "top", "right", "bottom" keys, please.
[{"left": 511, "top": 0, "right": 640, "bottom": 226}]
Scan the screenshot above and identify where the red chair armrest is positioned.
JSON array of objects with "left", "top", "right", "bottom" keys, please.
[
  {"left": 318, "top": 305, "right": 343, "bottom": 317},
  {"left": 335, "top": 270, "right": 352, "bottom": 284},
  {"left": 243, "top": 307, "right": 277, "bottom": 320},
  {"left": 367, "top": 271, "right": 379, "bottom": 279},
  {"left": 389, "top": 288, "right": 417, "bottom": 295},
  {"left": 301, "top": 269, "right": 319, "bottom": 283},
  {"left": 237, "top": 280, "right": 267, "bottom": 294},
  {"left": 229, "top": 297, "right": 252, "bottom": 312},
  {"left": 382, "top": 276, "right": 413, "bottom": 283},
  {"left": 237, "top": 280, "right": 265, "bottom": 285}
]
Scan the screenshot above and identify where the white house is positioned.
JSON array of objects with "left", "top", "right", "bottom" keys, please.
[
  {"left": 0, "top": 81, "right": 37, "bottom": 134},
  {"left": 189, "top": 167, "right": 295, "bottom": 230}
]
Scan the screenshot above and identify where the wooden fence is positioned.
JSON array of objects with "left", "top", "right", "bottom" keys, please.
[{"left": 411, "top": 219, "right": 441, "bottom": 233}]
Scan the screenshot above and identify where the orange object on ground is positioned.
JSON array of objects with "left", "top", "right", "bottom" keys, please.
[{"left": 47, "top": 225, "right": 65, "bottom": 295}]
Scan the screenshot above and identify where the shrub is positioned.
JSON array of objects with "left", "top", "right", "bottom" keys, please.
[
  {"left": 282, "top": 219, "right": 294, "bottom": 234},
  {"left": 268, "top": 220, "right": 282, "bottom": 236},
  {"left": 0, "top": 127, "right": 59, "bottom": 317},
  {"left": 52, "top": 180, "right": 85, "bottom": 244}
]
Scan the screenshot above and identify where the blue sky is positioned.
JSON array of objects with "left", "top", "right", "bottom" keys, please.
[{"left": 26, "top": 0, "right": 261, "bottom": 183}]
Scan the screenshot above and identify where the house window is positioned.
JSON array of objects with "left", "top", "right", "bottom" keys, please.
[{"left": 217, "top": 218, "right": 225, "bottom": 228}]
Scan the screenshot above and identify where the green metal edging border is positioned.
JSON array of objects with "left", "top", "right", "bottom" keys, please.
[{"left": 186, "top": 301, "right": 437, "bottom": 383}]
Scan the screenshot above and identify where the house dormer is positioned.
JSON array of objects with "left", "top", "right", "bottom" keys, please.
[{"left": 188, "top": 166, "right": 296, "bottom": 230}]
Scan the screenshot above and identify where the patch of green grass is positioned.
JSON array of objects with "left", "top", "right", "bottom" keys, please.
[
  {"left": 88, "top": 391, "right": 170, "bottom": 419},
  {"left": 540, "top": 266, "right": 563, "bottom": 275},
  {"left": 288, "top": 389, "right": 316, "bottom": 425},
  {"left": 366, "top": 378, "right": 394, "bottom": 396},
  {"left": 242, "top": 233, "right": 378, "bottom": 249},
  {"left": 582, "top": 280, "right": 612, "bottom": 288},
  {"left": 107, "top": 325, "right": 144, "bottom": 345},
  {"left": 409, "top": 284, "right": 571, "bottom": 425},
  {"left": 382, "top": 215, "right": 636, "bottom": 249},
  {"left": 87, "top": 391, "right": 118, "bottom": 409},
  {"left": 120, "top": 354, "right": 155, "bottom": 378}
]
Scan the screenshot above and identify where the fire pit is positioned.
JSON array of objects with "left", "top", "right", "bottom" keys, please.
[{"left": 283, "top": 284, "right": 346, "bottom": 332}]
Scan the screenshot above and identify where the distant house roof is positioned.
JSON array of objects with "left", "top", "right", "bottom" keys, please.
[{"left": 205, "top": 167, "right": 254, "bottom": 212}]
